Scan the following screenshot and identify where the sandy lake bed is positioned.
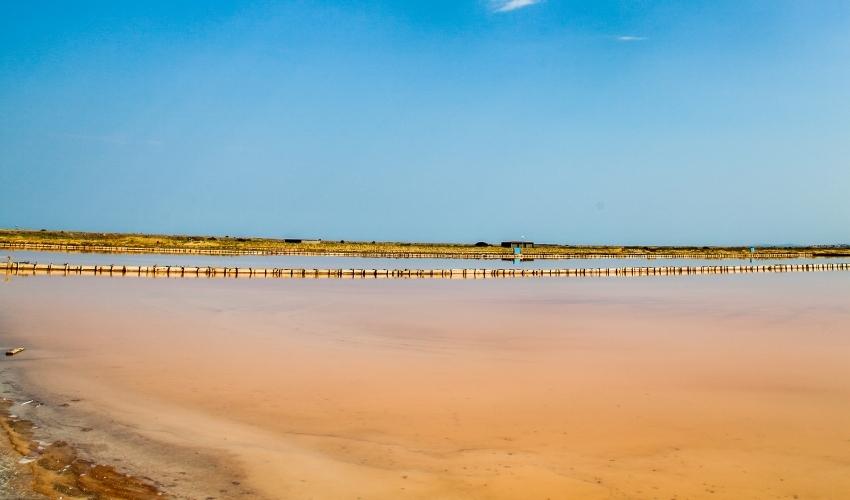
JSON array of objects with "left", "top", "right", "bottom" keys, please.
[{"left": 1, "top": 272, "right": 849, "bottom": 499}]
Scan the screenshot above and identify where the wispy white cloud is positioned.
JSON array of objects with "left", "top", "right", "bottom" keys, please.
[
  {"left": 492, "top": 0, "right": 541, "bottom": 13},
  {"left": 615, "top": 35, "right": 647, "bottom": 42}
]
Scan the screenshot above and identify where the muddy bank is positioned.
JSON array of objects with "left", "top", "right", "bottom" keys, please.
[
  {"left": 0, "top": 365, "right": 256, "bottom": 499},
  {"left": 0, "top": 411, "right": 37, "bottom": 499},
  {"left": 0, "top": 397, "right": 160, "bottom": 498}
]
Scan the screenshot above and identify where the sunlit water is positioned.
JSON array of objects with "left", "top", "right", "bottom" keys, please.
[
  {"left": 2, "top": 272, "right": 850, "bottom": 498},
  {"left": 5, "top": 249, "right": 849, "bottom": 270}
]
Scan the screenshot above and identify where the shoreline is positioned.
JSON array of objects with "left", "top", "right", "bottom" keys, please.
[
  {"left": 0, "top": 367, "right": 165, "bottom": 499},
  {"left": 0, "top": 358, "right": 254, "bottom": 499},
  {"left": 0, "top": 242, "right": 821, "bottom": 260},
  {"left": 3, "top": 230, "right": 849, "bottom": 260},
  {"left": 0, "top": 397, "right": 161, "bottom": 499}
]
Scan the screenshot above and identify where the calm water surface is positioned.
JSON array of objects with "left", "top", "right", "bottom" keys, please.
[
  {"left": 1, "top": 273, "right": 849, "bottom": 498},
  {"left": 5, "top": 249, "right": 850, "bottom": 270}
]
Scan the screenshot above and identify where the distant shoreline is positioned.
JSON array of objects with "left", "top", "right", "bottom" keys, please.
[{"left": 3, "top": 229, "right": 849, "bottom": 260}]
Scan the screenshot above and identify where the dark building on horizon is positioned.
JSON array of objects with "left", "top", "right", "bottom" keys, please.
[
  {"left": 501, "top": 241, "right": 534, "bottom": 248},
  {"left": 284, "top": 238, "right": 322, "bottom": 244}
]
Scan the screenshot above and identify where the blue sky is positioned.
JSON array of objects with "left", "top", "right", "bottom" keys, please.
[{"left": 1, "top": 1, "right": 848, "bottom": 245}]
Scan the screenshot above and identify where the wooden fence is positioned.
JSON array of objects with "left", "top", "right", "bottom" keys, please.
[{"left": 3, "top": 261, "right": 848, "bottom": 279}]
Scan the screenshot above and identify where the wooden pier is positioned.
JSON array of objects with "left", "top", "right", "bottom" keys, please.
[{"left": 3, "top": 261, "right": 849, "bottom": 279}]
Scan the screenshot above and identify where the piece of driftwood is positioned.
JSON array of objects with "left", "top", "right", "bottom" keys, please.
[{"left": 5, "top": 347, "right": 25, "bottom": 356}]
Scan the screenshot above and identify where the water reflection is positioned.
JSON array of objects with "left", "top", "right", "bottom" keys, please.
[{"left": 5, "top": 249, "right": 850, "bottom": 271}]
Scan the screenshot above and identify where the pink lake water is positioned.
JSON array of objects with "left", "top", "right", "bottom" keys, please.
[{"left": 1, "top": 271, "right": 850, "bottom": 499}]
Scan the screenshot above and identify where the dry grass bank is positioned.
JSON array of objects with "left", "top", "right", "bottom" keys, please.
[{"left": 1, "top": 229, "right": 848, "bottom": 258}]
